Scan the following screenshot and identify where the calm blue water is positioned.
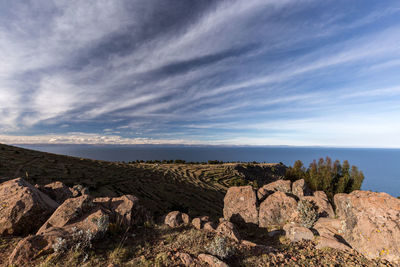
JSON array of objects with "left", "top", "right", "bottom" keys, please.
[{"left": 17, "top": 145, "right": 400, "bottom": 197}]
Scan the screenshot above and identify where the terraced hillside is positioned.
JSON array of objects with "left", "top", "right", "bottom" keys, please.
[{"left": 0, "top": 143, "right": 286, "bottom": 218}]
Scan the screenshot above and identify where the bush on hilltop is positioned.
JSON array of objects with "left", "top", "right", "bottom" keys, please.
[{"left": 286, "top": 157, "right": 364, "bottom": 200}]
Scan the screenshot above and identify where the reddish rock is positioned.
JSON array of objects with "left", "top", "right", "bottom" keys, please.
[
  {"left": 302, "top": 191, "right": 334, "bottom": 218},
  {"left": 192, "top": 217, "right": 202, "bottom": 230},
  {"left": 258, "top": 191, "right": 298, "bottom": 227},
  {"left": 223, "top": 186, "right": 258, "bottom": 225},
  {"left": 203, "top": 222, "right": 216, "bottom": 232},
  {"left": 292, "top": 179, "right": 312, "bottom": 198},
  {"left": 176, "top": 252, "right": 194, "bottom": 266},
  {"left": 283, "top": 223, "right": 314, "bottom": 242},
  {"left": 9, "top": 227, "right": 67, "bottom": 266},
  {"left": 240, "top": 240, "right": 259, "bottom": 247},
  {"left": 335, "top": 191, "right": 400, "bottom": 262},
  {"left": 9, "top": 207, "right": 109, "bottom": 266},
  {"left": 314, "top": 217, "right": 342, "bottom": 238},
  {"left": 198, "top": 253, "right": 229, "bottom": 267},
  {"left": 316, "top": 236, "right": 352, "bottom": 252},
  {"left": 37, "top": 195, "right": 92, "bottom": 234},
  {"left": 8, "top": 189, "right": 146, "bottom": 265},
  {"left": 36, "top": 181, "right": 73, "bottom": 204},
  {"left": 182, "top": 213, "right": 190, "bottom": 224},
  {"left": 192, "top": 216, "right": 211, "bottom": 230},
  {"left": 216, "top": 221, "right": 240, "bottom": 242},
  {"left": 0, "top": 178, "right": 59, "bottom": 235},
  {"left": 97, "top": 195, "right": 147, "bottom": 227},
  {"left": 164, "top": 211, "right": 189, "bottom": 228},
  {"left": 257, "top": 180, "right": 291, "bottom": 201}
]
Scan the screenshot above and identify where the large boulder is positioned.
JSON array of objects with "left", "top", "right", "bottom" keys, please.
[
  {"left": 257, "top": 180, "right": 291, "bottom": 201},
  {"left": 0, "top": 178, "right": 59, "bottom": 235},
  {"left": 223, "top": 186, "right": 258, "bottom": 225},
  {"left": 259, "top": 191, "right": 298, "bottom": 227},
  {"left": 10, "top": 208, "right": 110, "bottom": 266},
  {"left": 10, "top": 193, "right": 146, "bottom": 265},
  {"left": 9, "top": 227, "right": 68, "bottom": 266},
  {"left": 37, "top": 195, "right": 93, "bottom": 234},
  {"left": 302, "top": 191, "right": 334, "bottom": 218},
  {"left": 335, "top": 191, "right": 400, "bottom": 263},
  {"left": 36, "top": 181, "right": 73, "bottom": 204},
  {"left": 291, "top": 179, "right": 312, "bottom": 198}
]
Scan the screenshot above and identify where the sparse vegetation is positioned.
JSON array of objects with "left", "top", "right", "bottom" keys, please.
[
  {"left": 297, "top": 199, "right": 319, "bottom": 228},
  {"left": 286, "top": 157, "right": 364, "bottom": 200},
  {"left": 205, "top": 236, "right": 235, "bottom": 260}
]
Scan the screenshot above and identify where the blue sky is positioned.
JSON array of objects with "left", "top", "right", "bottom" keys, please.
[{"left": 1, "top": 0, "right": 400, "bottom": 147}]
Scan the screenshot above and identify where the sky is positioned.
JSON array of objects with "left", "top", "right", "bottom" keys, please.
[{"left": 1, "top": 0, "right": 400, "bottom": 147}]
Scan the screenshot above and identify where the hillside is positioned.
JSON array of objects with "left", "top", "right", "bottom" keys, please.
[
  {"left": 0, "top": 144, "right": 398, "bottom": 266},
  {"left": 0, "top": 143, "right": 285, "bottom": 218}
]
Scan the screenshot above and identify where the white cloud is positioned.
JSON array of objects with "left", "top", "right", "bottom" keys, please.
[{"left": 0, "top": 133, "right": 203, "bottom": 145}]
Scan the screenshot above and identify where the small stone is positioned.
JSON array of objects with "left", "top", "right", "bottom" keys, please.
[
  {"left": 176, "top": 252, "right": 194, "bottom": 266},
  {"left": 198, "top": 253, "right": 229, "bottom": 267}
]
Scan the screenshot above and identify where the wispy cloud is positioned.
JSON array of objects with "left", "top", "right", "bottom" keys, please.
[{"left": 1, "top": 0, "right": 400, "bottom": 147}]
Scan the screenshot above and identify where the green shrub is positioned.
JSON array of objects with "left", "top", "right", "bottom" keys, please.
[
  {"left": 297, "top": 199, "right": 319, "bottom": 228},
  {"left": 205, "top": 236, "right": 235, "bottom": 260}
]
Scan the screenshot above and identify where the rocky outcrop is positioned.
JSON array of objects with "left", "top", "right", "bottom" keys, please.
[
  {"left": 257, "top": 180, "right": 291, "bottom": 201},
  {"left": 0, "top": 178, "right": 59, "bottom": 235},
  {"left": 334, "top": 191, "right": 400, "bottom": 262},
  {"left": 3, "top": 177, "right": 147, "bottom": 265},
  {"left": 292, "top": 179, "right": 312, "bottom": 198},
  {"left": 302, "top": 191, "right": 334, "bottom": 218},
  {"left": 223, "top": 186, "right": 258, "bottom": 225},
  {"left": 10, "top": 193, "right": 113, "bottom": 265},
  {"left": 36, "top": 181, "right": 73, "bottom": 204},
  {"left": 259, "top": 191, "right": 298, "bottom": 227},
  {"left": 164, "top": 211, "right": 190, "bottom": 228},
  {"left": 283, "top": 223, "right": 314, "bottom": 242},
  {"left": 10, "top": 207, "right": 110, "bottom": 265},
  {"left": 9, "top": 227, "right": 68, "bottom": 266}
]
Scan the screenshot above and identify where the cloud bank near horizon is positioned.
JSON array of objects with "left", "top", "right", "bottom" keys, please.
[{"left": 1, "top": 0, "right": 400, "bottom": 147}]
